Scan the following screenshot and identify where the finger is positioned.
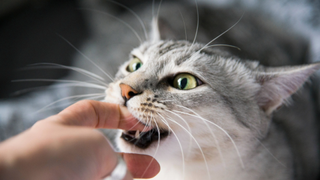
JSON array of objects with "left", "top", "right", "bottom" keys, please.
[
  {"left": 121, "top": 153, "right": 160, "bottom": 179},
  {"left": 52, "top": 100, "right": 148, "bottom": 130}
]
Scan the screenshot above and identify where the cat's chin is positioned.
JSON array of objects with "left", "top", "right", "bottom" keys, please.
[{"left": 120, "top": 128, "right": 169, "bottom": 149}]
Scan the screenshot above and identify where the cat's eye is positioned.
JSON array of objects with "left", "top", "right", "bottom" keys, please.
[
  {"left": 173, "top": 73, "right": 199, "bottom": 90},
  {"left": 127, "top": 57, "right": 143, "bottom": 72}
]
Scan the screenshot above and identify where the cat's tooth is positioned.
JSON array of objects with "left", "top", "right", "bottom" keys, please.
[{"left": 135, "top": 130, "right": 140, "bottom": 139}]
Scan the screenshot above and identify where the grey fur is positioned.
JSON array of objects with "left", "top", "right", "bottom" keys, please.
[
  {"left": 0, "top": 0, "right": 319, "bottom": 179},
  {"left": 101, "top": 2, "right": 320, "bottom": 179}
]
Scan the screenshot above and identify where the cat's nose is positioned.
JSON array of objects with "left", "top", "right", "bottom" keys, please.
[{"left": 119, "top": 83, "right": 140, "bottom": 100}]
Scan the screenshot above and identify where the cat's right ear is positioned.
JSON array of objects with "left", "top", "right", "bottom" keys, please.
[{"left": 150, "top": 17, "right": 179, "bottom": 42}]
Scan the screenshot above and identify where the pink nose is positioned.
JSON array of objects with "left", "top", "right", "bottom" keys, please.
[{"left": 119, "top": 83, "right": 139, "bottom": 100}]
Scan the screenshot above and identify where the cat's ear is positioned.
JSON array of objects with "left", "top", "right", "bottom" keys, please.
[
  {"left": 150, "top": 17, "right": 179, "bottom": 42},
  {"left": 150, "top": 18, "right": 161, "bottom": 42},
  {"left": 255, "top": 63, "right": 320, "bottom": 114}
]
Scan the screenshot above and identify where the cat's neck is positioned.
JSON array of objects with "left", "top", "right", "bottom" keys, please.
[{"left": 151, "top": 123, "right": 293, "bottom": 180}]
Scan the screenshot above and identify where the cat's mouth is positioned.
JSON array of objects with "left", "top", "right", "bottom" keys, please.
[{"left": 121, "top": 128, "right": 169, "bottom": 149}]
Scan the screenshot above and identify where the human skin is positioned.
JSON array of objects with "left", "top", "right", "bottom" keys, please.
[{"left": 0, "top": 100, "right": 160, "bottom": 180}]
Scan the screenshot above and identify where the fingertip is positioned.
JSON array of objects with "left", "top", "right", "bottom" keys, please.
[
  {"left": 119, "top": 106, "right": 152, "bottom": 131},
  {"left": 122, "top": 153, "right": 160, "bottom": 179}
]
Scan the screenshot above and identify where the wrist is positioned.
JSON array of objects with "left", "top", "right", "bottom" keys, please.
[
  {"left": 0, "top": 130, "right": 50, "bottom": 180},
  {"left": 0, "top": 136, "right": 27, "bottom": 179}
]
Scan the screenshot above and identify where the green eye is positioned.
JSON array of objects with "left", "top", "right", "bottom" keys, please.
[
  {"left": 127, "top": 57, "right": 143, "bottom": 72},
  {"left": 173, "top": 74, "right": 198, "bottom": 90}
]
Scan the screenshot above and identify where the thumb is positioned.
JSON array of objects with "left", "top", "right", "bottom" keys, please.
[{"left": 120, "top": 153, "right": 160, "bottom": 179}]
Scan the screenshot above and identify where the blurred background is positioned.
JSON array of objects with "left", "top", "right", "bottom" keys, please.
[
  {"left": 1, "top": 0, "right": 320, "bottom": 99},
  {"left": 1, "top": 0, "right": 85, "bottom": 99},
  {"left": 0, "top": 0, "right": 152, "bottom": 100}
]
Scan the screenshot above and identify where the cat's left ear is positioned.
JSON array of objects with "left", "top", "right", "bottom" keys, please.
[
  {"left": 150, "top": 17, "right": 179, "bottom": 42},
  {"left": 255, "top": 63, "right": 320, "bottom": 114},
  {"left": 150, "top": 18, "right": 161, "bottom": 42}
]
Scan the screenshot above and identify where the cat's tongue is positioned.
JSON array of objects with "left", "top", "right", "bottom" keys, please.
[{"left": 119, "top": 106, "right": 151, "bottom": 132}]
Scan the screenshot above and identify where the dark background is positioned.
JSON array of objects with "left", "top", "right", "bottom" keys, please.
[{"left": 0, "top": 0, "right": 150, "bottom": 100}]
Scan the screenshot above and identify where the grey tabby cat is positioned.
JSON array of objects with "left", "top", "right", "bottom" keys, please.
[
  {"left": 0, "top": 0, "right": 318, "bottom": 179},
  {"left": 98, "top": 2, "right": 320, "bottom": 180}
]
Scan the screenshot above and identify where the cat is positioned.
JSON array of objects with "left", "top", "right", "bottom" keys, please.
[
  {"left": 0, "top": 0, "right": 319, "bottom": 179},
  {"left": 99, "top": 2, "right": 320, "bottom": 180}
]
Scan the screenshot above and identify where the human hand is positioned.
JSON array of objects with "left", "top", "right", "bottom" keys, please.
[{"left": 0, "top": 100, "right": 160, "bottom": 180}]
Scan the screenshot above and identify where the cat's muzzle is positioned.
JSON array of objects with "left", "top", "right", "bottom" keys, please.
[{"left": 121, "top": 128, "right": 169, "bottom": 149}]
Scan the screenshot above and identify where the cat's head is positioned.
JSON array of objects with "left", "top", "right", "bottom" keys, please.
[{"left": 104, "top": 19, "right": 320, "bottom": 166}]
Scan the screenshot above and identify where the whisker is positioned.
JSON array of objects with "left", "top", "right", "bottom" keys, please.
[
  {"left": 172, "top": 109, "right": 226, "bottom": 167},
  {"left": 78, "top": 8, "right": 142, "bottom": 44},
  {"left": 158, "top": 100, "right": 174, "bottom": 102},
  {"left": 37, "top": 95, "right": 105, "bottom": 113},
  {"left": 133, "top": 108, "right": 152, "bottom": 147},
  {"left": 190, "top": 0, "right": 199, "bottom": 49},
  {"left": 164, "top": 110, "right": 193, "bottom": 158},
  {"left": 157, "top": 112, "right": 186, "bottom": 180},
  {"left": 152, "top": 0, "right": 155, "bottom": 18},
  {"left": 163, "top": 114, "right": 210, "bottom": 179},
  {"left": 140, "top": 116, "right": 161, "bottom": 178},
  {"left": 32, "top": 93, "right": 106, "bottom": 115},
  {"left": 27, "top": 63, "right": 107, "bottom": 85},
  {"left": 12, "top": 79, "right": 106, "bottom": 90},
  {"left": 156, "top": 0, "right": 164, "bottom": 18},
  {"left": 127, "top": 120, "right": 144, "bottom": 131},
  {"left": 164, "top": 109, "right": 192, "bottom": 134},
  {"left": 154, "top": 0, "right": 164, "bottom": 32},
  {"left": 178, "top": 9, "right": 188, "bottom": 41},
  {"left": 196, "top": 13, "right": 244, "bottom": 53},
  {"left": 11, "top": 83, "right": 106, "bottom": 97},
  {"left": 50, "top": 82, "right": 106, "bottom": 90},
  {"left": 206, "top": 44, "right": 241, "bottom": 51},
  {"left": 255, "top": 138, "right": 286, "bottom": 168},
  {"left": 11, "top": 86, "right": 49, "bottom": 96},
  {"left": 107, "top": 0, "right": 148, "bottom": 41},
  {"left": 128, "top": 106, "right": 154, "bottom": 131},
  {"left": 145, "top": 110, "right": 152, "bottom": 129},
  {"left": 176, "top": 105, "right": 244, "bottom": 168},
  {"left": 56, "top": 34, "right": 115, "bottom": 81}
]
